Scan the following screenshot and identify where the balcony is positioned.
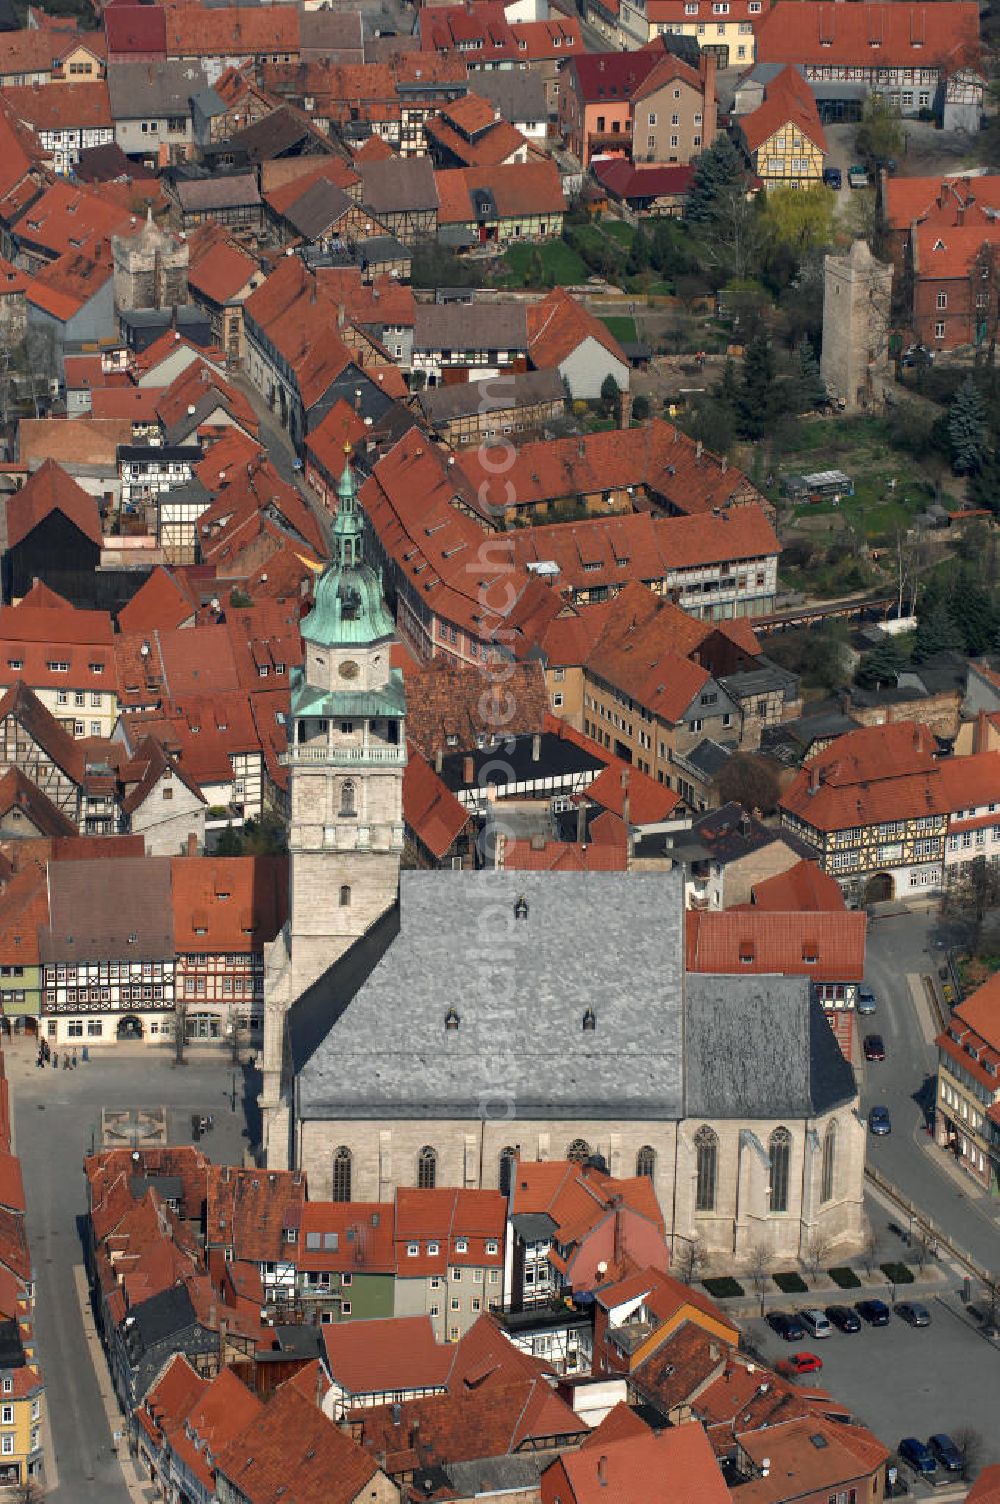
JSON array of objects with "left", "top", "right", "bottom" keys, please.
[
  {"left": 280, "top": 744, "right": 407, "bottom": 767},
  {"left": 588, "top": 129, "right": 631, "bottom": 154}
]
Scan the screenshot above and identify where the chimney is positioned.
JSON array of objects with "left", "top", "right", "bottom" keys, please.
[
  {"left": 620, "top": 767, "right": 630, "bottom": 830},
  {"left": 577, "top": 438, "right": 585, "bottom": 458},
  {"left": 808, "top": 762, "right": 820, "bottom": 795},
  {"left": 974, "top": 707, "right": 988, "bottom": 754},
  {"left": 597, "top": 1455, "right": 608, "bottom": 1488},
  {"left": 721, "top": 455, "right": 728, "bottom": 473},
  {"left": 435, "top": 747, "right": 443, "bottom": 774},
  {"left": 531, "top": 732, "right": 541, "bottom": 762},
  {"left": 186, "top": 831, "right": 198, "bottom": 857},
  {"left": 612, "top": 1205, "right": 624, "bottom": 1269},
  {"left": 463, "top": 754, "right": 474, "bottom": 785},
  {"left": 317, "top": 1362, "right": 326, "bottom": 1409},
  {"left": 576, "top": 801, "right": 586, "bottom": 845},
  {"left": 695, "top": 440, "right": 703, "bottom": 462}
]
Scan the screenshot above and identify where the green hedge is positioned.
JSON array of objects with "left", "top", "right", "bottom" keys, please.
[
  {"left": 880, "top": 1262, "right": 914, "bottom": 1284},
  {"left": 828, "top": 1266, "right": 862, "bottom": 1289},
  {"left": 702, "top": 1276, "right": 745, "bottom": 1299},
  {"left": 773, "top": 1271, "right": 808, "bottom": 1294}
]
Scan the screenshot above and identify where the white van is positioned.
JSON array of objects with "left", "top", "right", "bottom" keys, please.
[{"left": 799, "top": 1308, "right": 832, "bottom": 1339}]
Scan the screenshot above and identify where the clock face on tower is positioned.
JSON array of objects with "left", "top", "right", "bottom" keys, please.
[{"left": 339, "top": 660, "right": 359, "bottom": 680}]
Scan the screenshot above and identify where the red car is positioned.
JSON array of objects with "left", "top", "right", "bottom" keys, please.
[{"left": 776, "top": 1351, "right": 823, "bottom": 1377}]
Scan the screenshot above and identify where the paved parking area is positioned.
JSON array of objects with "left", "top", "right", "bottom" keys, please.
[{"left": 742, "top": 1296, "right": 1000, "bottom": 1478}]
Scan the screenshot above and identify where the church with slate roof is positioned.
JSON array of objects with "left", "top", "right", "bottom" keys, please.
[{"left": 261, "top": 454, "right": 865, "bottom": 1262}]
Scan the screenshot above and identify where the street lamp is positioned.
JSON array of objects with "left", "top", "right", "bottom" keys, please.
[{"left": 230, "top": 1071, "right": 237, "bottom": 1113}]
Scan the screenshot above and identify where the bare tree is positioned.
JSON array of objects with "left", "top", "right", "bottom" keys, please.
[
  {"left": 676, "top": 1237, "right": 706, "bottom": 1287},
  {"left": 910, "top": 1226, "right": 933, "bottom": 1273},
  {"left": 860, "top": 1219, "right": 882, "bottom": 1278},
  {"left": 981, "top": 1273, "right": 1000, "bottom": 1335},
  {"left": 803, "top": 1234, "right": 832, "bottom": 1283},
  {"left": 746, "top": 1244, "right": 771, "bottom": 1317},
  {"left": 952, "top": 1425, "right": 983, "bottom": 1482},
  {"left": 15, "top": 1478, "right": 43, "bottom": 1504}
]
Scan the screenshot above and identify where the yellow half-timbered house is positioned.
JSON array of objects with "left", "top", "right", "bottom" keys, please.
[{"left": 738, "top": 64, "right": 825, "bottom": 189}]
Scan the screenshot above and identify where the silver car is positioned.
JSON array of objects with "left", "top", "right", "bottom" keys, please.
[
  {"left": 799, "top": 1307, "right": 833, "bottom": 1338},
  {"left": 857, "top": 985, "right": 877, "bottom": 1015}
]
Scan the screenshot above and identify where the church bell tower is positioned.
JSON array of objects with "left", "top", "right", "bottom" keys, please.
[{"left": 260, "top": 449, "right": 405, "bottom": 1165}]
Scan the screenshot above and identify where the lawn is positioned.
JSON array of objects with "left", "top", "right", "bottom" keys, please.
[
  {"left": 781, "top": 415, "right": 936, "bottom": 542},
  {"left": 600, "top": 315, "right": 638, "bottom": 343},
  {"left": 502, "top": 239, "right": 587, "bottom": 286}
]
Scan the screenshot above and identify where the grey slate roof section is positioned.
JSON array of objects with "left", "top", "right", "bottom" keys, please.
[
  {"left": 681, "top": 737, "right": 731, "bottom": 781},
  {"left": 684, "top": 977, "right": 856, "bottom": 1119},
  {"left": 41, "top": 856, "right": 174, "bottom": 964},
  {"left": 108, "top": 60, "right": 205, "bottom": 119},
  {"left": 446, "top": 1457, "right": 549, "bottom": 1496},
  {"left": 414, "top": 302, "right": 529, "bottom": 354},
  {"left": 417, "top": 367, "right": 563, "bottom": 424},
  {"left": 176, "top": 174, "right": 261, "bottom": 211},
  {"left": 295, "top": 869, "right": 687, "bottom": 1121},
  {"left": 472, "top": 69, "right": 547, "bottom": 127},
  {"left": 359, "top": 157, "right": 439, "bottom": 214},
  {"left": 283, "top": 178, "right": 353, "bottom": 239}
]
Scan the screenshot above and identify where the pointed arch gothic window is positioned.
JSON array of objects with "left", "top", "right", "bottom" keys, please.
[
  {"left": 417, "top": 1145, "right": 438, "bottom": 1189},
  {"left": 340, "top": 779, "right": 356, "bottom": 817},
  {"left": 694, "top": 1126, "right": 718, "bottom": 1212},
  {"left": 332, "top": 1146, "right": 352, "bottom": 1202},
  {"left": 567, "top": 1138, "right": 591, "bottom": 1163},
  {"left": 339, "top": 885, "right": 351, "bottom": 907},
  {"left": 768, "top": 1127, "right": 792, "bottom": 1213},
  {"left": 821, "top": 1121, "right": 837, "bottom": 1204},
  {"left": 636, "top": 1145, "right": 656, "bottom": 1179},
  {"left": 499, "top": 1146, "right": 517, "bottom": 1196}
]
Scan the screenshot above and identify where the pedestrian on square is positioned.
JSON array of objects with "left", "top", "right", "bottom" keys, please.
[
  {"left": 71, "top": 1052, "right": 77, "bottom": 1069},
  {"left": 52, "top": 1052, "right": 58, "bottom": 1069}
]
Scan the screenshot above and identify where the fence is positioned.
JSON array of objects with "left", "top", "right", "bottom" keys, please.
[{"left": 865, "top": 1163, "right": 992, "bottom": 1286}]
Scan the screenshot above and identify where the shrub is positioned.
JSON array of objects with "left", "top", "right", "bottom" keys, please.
[
  {"left": 828, "top": 1266, "right": 862, "bottom": 1289},
  {"left": 702, "top": 1276, "right": 745, "bottom": 1299},
  {"left": 880, "top": 1262, "right": 914, "bottom": 1284},
  {"left": 773, "top": 1271, "right": 808, "bottom": 1294}
]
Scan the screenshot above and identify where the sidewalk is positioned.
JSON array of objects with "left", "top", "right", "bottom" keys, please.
[{"left": 71, "top": 1265, "right": 155, "bottom": 1504}]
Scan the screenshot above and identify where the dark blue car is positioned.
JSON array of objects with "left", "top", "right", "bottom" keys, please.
[
  {"left": 929, "top": 1434, "right": 962, "bottom": 1471},
  {"left": 855, "top": 1299, "right": 891, "bottom": 1326},
  {"left": 823, "top": 167, "right": 842, "bottom": 189},
  {"left": 899, "top": 1438, "right": 937, "bottom": 1476},
  {"left": 767, "top": 1312, "right": 806, "bottom": 1342}
]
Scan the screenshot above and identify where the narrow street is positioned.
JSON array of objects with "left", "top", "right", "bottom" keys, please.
[{"left": 861, "top": 907, "right": 1000, "bottom": 1274}]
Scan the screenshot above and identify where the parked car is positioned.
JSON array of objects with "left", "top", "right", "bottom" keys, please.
[
  {"left": 869, "top": 1105, "right": 892, "bottom": 1136},
  {"left": 767, "top": 1312, "right": 806, "bottom": 1342},
  {"left": 902, "top": 344, "right": 935, "bottom": 367},
  {"left": 847, "top": 164, "right": 869, "bottom": 189},
  {"left": 855, "top": 1299, "right": 891, "bottom": 1326},
  {"left": 899, "top": 1438, "right": 937, "bottom": 1477},
  {"left": 928, "top": 1434, "right": 962, "bottom": 1471},
  {"left": 798, "top": 1308, "right": 833, "bottom": 1339},
  {"left": 857, "top": 985, "right": 877, "bottom": 1015},
  {"left": 895, "top": 1301, "right": 931, "bottom": 1327},
  {"left": 776, "top": 1351, "right": 823, "bottom": 1377},
  {"left": 825, "top": 1304, "right": 861, "bottom": 1333},
  {"left": 864, "top": 1034, "right": 885, "bottom": 1061},
  {"left": 822, "top": 166, "right": 842, "bottom": 189}
]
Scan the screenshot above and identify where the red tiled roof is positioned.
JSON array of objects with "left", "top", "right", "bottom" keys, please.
[
  {"left": 0, "top": 767, "right": 77, "bottom": 841},
  {"left": 757, "top": 0, "right": 981, "bottom": 69},
  {"left": 968, "top": 1465, "right": 1000, "bottom": 1504},
  {"left": 952, "top": 970, "right": 1000, "bottom": 1052},
  {"left": 735, "top": 1415, "right": 889, "bottom": 1503},
  {"left": 751, "top": 858, "right": 845, "bottom": 911},
  {"left": 435, "top": 160, "right": 566, "bottom": 223},
  {"left": 323, "top": 1315, "right": 452, "bottom": 1396},
  {"left": 585, "top": 761, "right": 680, "bottom": 823},
  {"left": 914, "top": 219, "right": 1000, "bottom": 281},
  {"left": 500, "top": 834, "right": 627, "bottom": 871},
  {"left": 170, "top": 855, "right": 287, "bottom": 954},
  {"left": 593, "top": 158, "right": 695, "bottom": 203},
  {"left": 527, "top": 286, "right": 627, "bottom": 372},
  {"left": 403, "top": 747, "right": 469, "bottom": 860},
  {"left": 6, "top": 459, "right": 103, "bottom": 550},
  {"left": 884, "top": 173, "right": 1000, "bottom": 233},
  {"left": 297, "top": 1202, "right": 395, "bottom": 1273},
  {"left": 686, "top": 909, "right": 866, "bottom": 981},
  {"left": 89, "top": 386, "right": 161, "bottom": 422},
  {"left": 544, "top": 1421, "right": 729, "bottom": 1504},
  {"left": 12, "top": 179, "right": 135, "bottom": 259},
  {"left": 104, "top": 4, "right": 167, "bottom": 56},
  {"left": 217, "top": 1383, "right": 381, "bottom": 1504},
  {"left": 425, "top": 110, "right": 526, "bottom": 168},
  {"left": 566, "top": 45, "right": 664, "bottom": 102},
  {"left": 186, "top": 222, "right": 260, "bottom": 307},
  {"left": 205, "top": 1165, "right": 305, "bottom": 1263},
  {"left": 116, "top": 568, "right": 198, "bottom": 635},
  {"left": 4, "top": 81, "right": 112, "bottom": 131},
  {"left": 740, "top": 63, "right": 826, "bottom": 154}
]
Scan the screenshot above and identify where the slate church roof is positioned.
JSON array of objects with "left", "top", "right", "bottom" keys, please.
[{"left": 292, "top": 868, "right": 856, "bottom": 1125}]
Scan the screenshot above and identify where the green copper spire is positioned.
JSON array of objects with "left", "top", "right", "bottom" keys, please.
[
  {"left": 332, "top": 444, "right": 362, "bottom": 568},
  {"left": 301, "top": 447, "right": 395, "bottom": 648}
]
